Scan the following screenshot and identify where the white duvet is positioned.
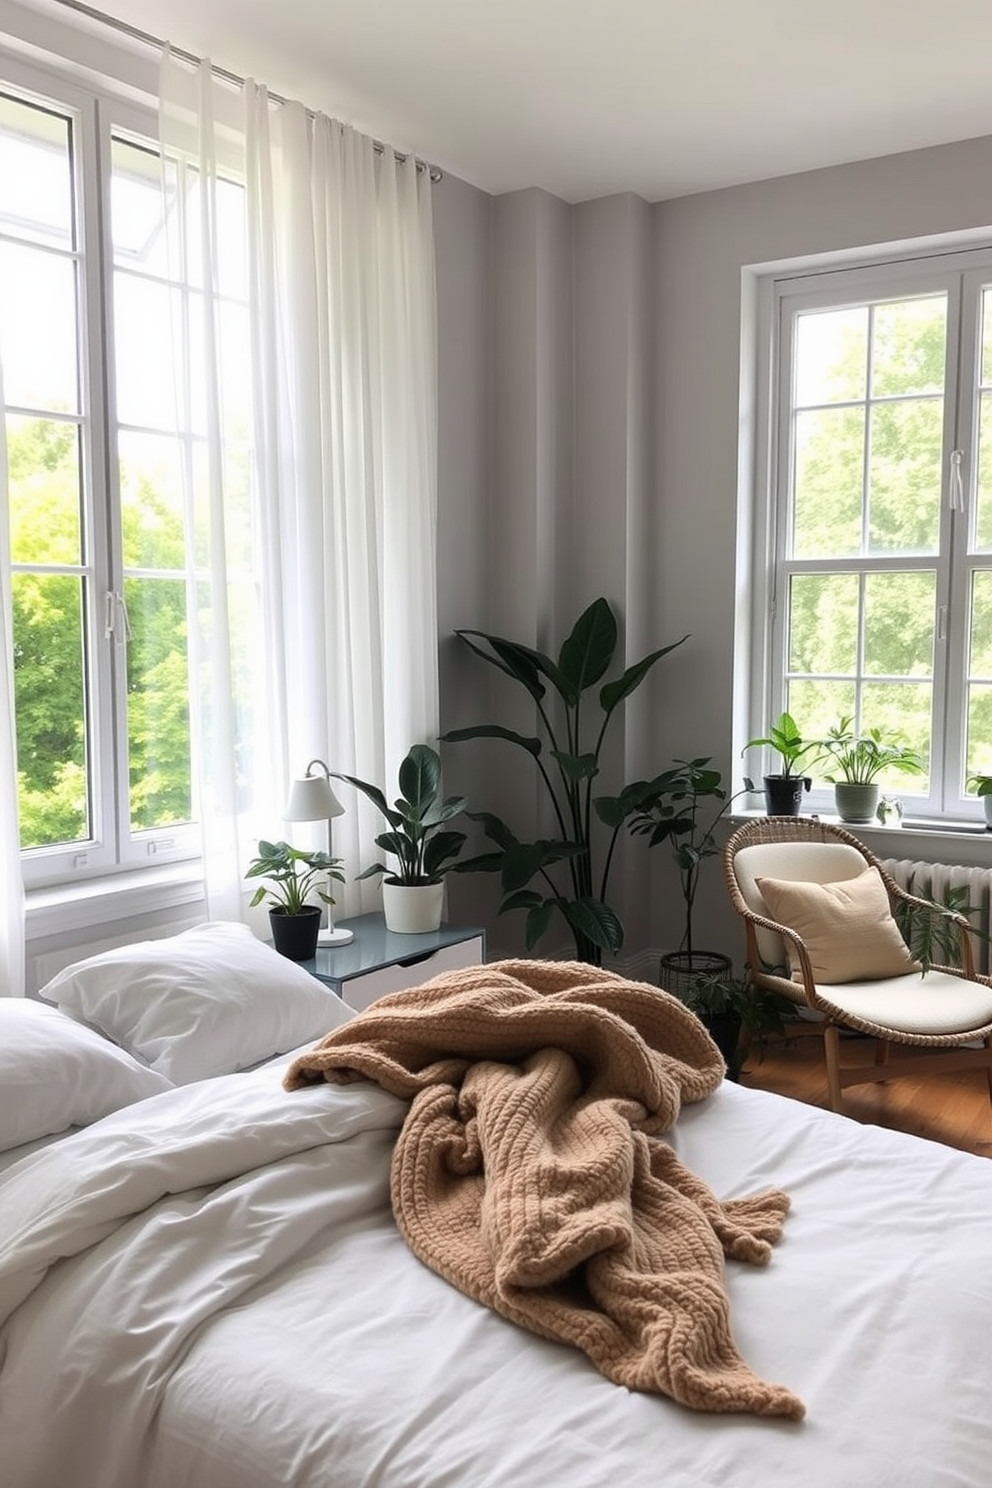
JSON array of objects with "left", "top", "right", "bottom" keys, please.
[{"left": 1, "top": 1056, "right": 990, "bottom": 1488}]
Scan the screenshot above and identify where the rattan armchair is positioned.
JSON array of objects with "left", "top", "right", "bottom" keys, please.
[{"left": 722, "top": 816, "right": 992, "bottom": 1114}]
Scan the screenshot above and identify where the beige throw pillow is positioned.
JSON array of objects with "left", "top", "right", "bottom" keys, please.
[{"left": 755, "top": 865, "right": 920, "bottom": 984}]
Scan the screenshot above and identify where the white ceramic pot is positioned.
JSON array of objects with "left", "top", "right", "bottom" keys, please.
[{"left": 382, "top": 879, "right": 444, "bottom": 934}]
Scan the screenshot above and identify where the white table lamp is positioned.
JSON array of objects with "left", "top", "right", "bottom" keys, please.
[{"left": 284, "top": 759, "right": 354, "bottom": 946}]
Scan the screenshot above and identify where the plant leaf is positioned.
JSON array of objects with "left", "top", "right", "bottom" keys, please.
[
  {"left": 557, "top": 597, "right": 617, "bottom": 696},
  {"left": 442, "top": 724, "right": 542, "bottom": 756},
  {"left": 599, "top": 635, "right": 689, "bottom": 715}
]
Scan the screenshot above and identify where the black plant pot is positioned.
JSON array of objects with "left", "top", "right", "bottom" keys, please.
[
  {"left": 269, "top": 906, "right": 322, "bottom": 961},
  {"left": 763, "top": 774, "right": 810, "bottom": 816},
  {"left": 699, "top": 1010, "right": 744, "bottom": 1082}
]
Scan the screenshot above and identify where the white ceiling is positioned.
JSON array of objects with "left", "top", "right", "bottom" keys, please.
[{"left": 69, "top": 0, "right": 992, "bottom": 202}]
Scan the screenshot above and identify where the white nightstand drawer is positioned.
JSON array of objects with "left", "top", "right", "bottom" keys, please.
[{"left": 341, "top": 935, "right": 483, "bottom": 1011}]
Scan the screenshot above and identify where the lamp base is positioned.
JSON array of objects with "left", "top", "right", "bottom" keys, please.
[{"left": 318, "top": 926, "right": 354, "bottom": 947}]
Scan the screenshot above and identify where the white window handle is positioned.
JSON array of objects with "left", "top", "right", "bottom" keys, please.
[
  {"left": 104, "top": 590, "right": 132, "bottom": 644},
  {"left": 950, "top": 449, "right": 966, "bottom": 512}
]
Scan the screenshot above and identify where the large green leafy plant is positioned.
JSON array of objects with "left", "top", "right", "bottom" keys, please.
[
  {"left": 332, "top": 744, "right": 468, "bottom": 885},
  {"left": 443, "top": 597, "right": 686, "bottom": 963}
]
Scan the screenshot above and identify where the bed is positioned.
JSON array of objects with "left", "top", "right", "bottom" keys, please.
[{"left": 1, "top": 928, "right": 990, "bottom": 1488}]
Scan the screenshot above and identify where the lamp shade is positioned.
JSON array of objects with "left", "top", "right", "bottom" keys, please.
[{"left": 284, "top": 767, "right": 345, "bottom": 824}]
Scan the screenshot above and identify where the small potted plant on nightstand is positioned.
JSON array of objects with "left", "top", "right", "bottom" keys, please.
[
  {"left": 246, "top": 840, "right": 345, "bottom": 961},
  {"left": 332, "top": 743, "right": 468, "bottom": 933}
]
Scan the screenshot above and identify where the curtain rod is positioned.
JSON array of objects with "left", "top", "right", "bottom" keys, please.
[{"left": 49, "top": 0, "right": 443, "bottom": 181}]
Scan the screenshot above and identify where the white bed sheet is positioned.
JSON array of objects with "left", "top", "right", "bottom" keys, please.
[{"left": 1, "top": 1057, "right": 989, "bottom": 1488}]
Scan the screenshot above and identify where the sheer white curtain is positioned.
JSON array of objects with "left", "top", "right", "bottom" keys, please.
[
  {"left": 160, "top": 52, "right": 438, "bottom": 922},
  {"left": 0, "top": 389, "right": 25, "bottom": 995}
]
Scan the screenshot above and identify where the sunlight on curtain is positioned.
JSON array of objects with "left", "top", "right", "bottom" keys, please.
[
  {"left": 0, "top": 379, "right": 25, "bottom": 994},
  {"left": 159, "top": 52, "right": 439, "bottom": 922}
]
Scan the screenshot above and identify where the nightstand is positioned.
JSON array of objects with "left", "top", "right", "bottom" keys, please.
[{"left": 302, "top": 912, "right": 486, "bottom": 1011}]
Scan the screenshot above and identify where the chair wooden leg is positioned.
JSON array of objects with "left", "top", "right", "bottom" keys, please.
[
  {"left": 823, "top": 1024, "right": 843, "bottom": 1113},
  {"left": 874, "top": 1038, "right": 890, "bottom": 1067}
]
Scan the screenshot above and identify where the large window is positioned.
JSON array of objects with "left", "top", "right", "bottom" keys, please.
[
  {"left": 757, "top": 250, "right": 992, "bottom": 822},
  {"left": 0, "top": 57, "right": 249, "bottom": 886}
]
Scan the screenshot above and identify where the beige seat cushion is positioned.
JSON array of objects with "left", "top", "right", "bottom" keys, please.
[
  {"left": 816, "top": 972, "right": 992, "bottom": 1036},
  {"left": 755, "top": 865, "right": 920, "bottom": 984}
]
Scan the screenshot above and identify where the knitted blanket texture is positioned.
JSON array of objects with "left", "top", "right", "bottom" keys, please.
[{"left": 284, "top": 959, "right": 804, "bottom": 1420}]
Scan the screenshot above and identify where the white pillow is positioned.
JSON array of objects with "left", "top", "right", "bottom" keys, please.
[
  {"left": 38, "top": 921, "right": 351, "bottom": 1085},
  {"left": 0, "top": 999, "right": 172, "bottom": 1153}
]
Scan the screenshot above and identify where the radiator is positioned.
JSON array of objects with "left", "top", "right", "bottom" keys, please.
[{"left": 879, "top": 858, "right": 992, "bottom": 975}]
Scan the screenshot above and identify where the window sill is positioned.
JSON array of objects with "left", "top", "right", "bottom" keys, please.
[
  {"left": 728, "top": 809, "right": 992, "bottom": 865},
  {"left": 25, "top": 862, "right": 206, "bottom": 940}
]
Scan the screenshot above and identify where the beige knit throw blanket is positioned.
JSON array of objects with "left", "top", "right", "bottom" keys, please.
[{"left": 284, "top": 959, "right": 804, "bottom": 1421}]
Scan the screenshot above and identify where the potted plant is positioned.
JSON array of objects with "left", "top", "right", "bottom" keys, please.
[
  {"left": 626, "top": 756, "right": 743, "bottom": 995},
  {"left": 821, "top": 717, "right": 924, "bottom": 823},
  {"left": 967, "top": 772, "right": 992, "bottom": 829},
  {"left": 245, "top": 840, "right": 345, "bottom": 961},
  {"left": 679, "top": 967, "right": 793, "bottom": 1081},
  {"left": 441, "top": 596, "right": 687, "bottom": 964},
  {"left": 331, "top": 743, "right": 468, "bottom": 934},
  {"left": 742, "top": 711, "right": 824, "bottom": 816}
]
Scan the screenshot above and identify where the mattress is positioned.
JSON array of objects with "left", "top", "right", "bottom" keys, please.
[{"left": 1, "top": 1056, "right": 989, "bottom": 1487}]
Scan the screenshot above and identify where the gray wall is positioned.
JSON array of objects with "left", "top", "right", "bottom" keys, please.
[{"left": 431, "top": 132, "right": 992, "bottom": 979}]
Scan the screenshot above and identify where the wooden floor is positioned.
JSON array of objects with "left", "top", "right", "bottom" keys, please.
[{"left": 740, "top": 1030, "right": 992, "bottom": 1159}]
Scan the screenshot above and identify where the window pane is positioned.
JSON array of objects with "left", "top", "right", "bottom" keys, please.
[
  {"left": 969, "top": 571, "right": 992, "bottom": 676},
  {"left": 864, "top": 572, "right": 935, "bottom": 676},
  {"left": 118, "top": 430, "right": 186, "bottom": 570},
  {"left": 12, "top": 572, "right": 88, "bottom": 848},
  {"left": 0, "top": 241, "right": 78, "bottom": 412},
  {"left": 7, "top": 414, "right": 81, "bottom": 563},
  {"left": 867, "top": 399, "right": 942, "bottom": 553},
  {"left": 789, "top": 572, "right": 858, "bottom": 673},
  {"left": 871, "top": 296, "right": 946, "bottom": 397},
  {"left": 787, "top": 679, "right": 854, "bottom": 746},
  {"left": 967, "top": 686, "right": 992, "bottom": 778},
  {"left": 124, "top": 576, "right": 192, "bottom": 832},
  {"left": 794, "top": 306, "right": 867, "bottom": 405},
  {"left": 113, "top": 273, "right": 180, "bottom": 431},
  {"left": 976, "top": 390, "right": 992, "bottom": 552},
  {"left": 793, "top": 406, "right": 865, "bottom": 558},
  {"left": 860, "top": 681, "right": 932, "bottom": 789},
  {"left": 980, "top": 287, "right": 992, "bottom": 387},
  {"left": 111, "top": 136, "right": 178, "bottom": 277},
  {"left": 967, "top": 574, "right": 992, "bottom": 784},
  {"left": 0, "top": 93, "right": 74, "bottom": 251}
]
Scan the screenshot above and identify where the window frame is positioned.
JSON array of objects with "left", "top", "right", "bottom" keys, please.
[
  {"left": 749, "top": 243, "right": 992, "bottom": 827},
  {"left": 1, "top": 50, "right": 204, "bottom": 887}
]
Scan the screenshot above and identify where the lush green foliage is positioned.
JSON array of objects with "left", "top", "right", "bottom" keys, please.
[
  {"left": 892, "top": 879, "right": 987, "bottom": 975},
  {"left": 442, "top": 597, "right": 687, "bottom": 963},
  {"left": 679, "top": 969, "right": 794, "bottom": 1080},
  {"left": 627, "top": 758, "right": 742, "bottom": 959},
  {"left": 10, "top": 416, "right": 194, "bottom": 848},
  {"left": 967, "top": 774, "right": 992, "bottom": 798},
  {"left": 820, "top": 717, "right": 924, "bottom": 785},
  {"left": 743, "top": 711, "right": 824, "bottom": 780},
  {"left": 245, "top": 840, "right": 344, "bottom": 915},
  {"left": 333, "top": 744, "right": 467, "bottom": 885},
  {"left": 782, "top": 299, "right": 992, "bottom": 789}
]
